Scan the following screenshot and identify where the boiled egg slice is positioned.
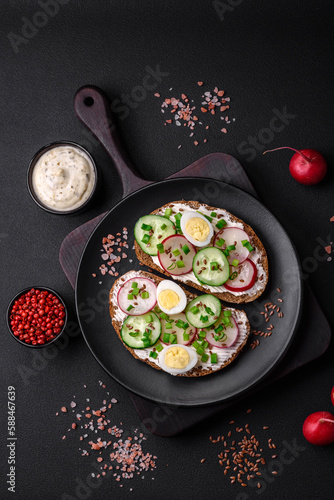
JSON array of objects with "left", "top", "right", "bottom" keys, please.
[
  {"left": 157, "top": 280, "right": 187, "bottom": 315},
  {"left": 158, "top": 344, "right": 198, "bottom": 375},
  {"left": 180, "top": 211, "right": 214, "bottom": 247}
]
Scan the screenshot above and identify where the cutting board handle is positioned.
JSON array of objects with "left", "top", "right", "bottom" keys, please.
[{"left": 74, "top": 85, "right": 150, "bottom": 197}]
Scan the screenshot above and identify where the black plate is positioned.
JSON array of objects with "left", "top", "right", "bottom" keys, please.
[{"left": 75, "top": 178, "right": 302, "bottom": 407}]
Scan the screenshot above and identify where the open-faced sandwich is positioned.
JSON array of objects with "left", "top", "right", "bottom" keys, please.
[
  {"left": 134, "top": 200, "right": 268, "bottom": 304},
  {"left": 109, "top": 270, "right": 250, "bottom": 377}
]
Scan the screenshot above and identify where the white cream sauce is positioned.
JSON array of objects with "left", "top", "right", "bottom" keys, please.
[
  {"left": 110, "top": 271, "right": 249, "bottom": 376},
  {"left": 32, "top": 145, "right": 95, "bottom": 211}
]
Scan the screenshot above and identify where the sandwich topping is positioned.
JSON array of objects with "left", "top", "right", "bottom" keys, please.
[
  {"left": 134, "top": 202, "right": 267, "bottom": 298},
  {"left": 111, "top": 271, "right": 249, "bottom": 376}
]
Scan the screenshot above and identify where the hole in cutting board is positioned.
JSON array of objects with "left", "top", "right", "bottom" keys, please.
[{"left": 84, "top": 96, "right": 94, "bottom": 107}]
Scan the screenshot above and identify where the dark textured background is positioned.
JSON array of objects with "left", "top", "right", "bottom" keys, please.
[{"left": 0, "top": 1, "right": 333, "bottom": 499}]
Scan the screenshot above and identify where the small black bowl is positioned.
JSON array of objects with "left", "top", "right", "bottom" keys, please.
[
  {"left": 7, "top": 286, "right": 68, "bottom": 348},
  {"left": 27, "top": 141, "right": 98, "bottom": 215}
]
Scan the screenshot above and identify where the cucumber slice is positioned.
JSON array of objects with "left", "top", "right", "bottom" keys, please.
[
  {"left": 121, "top": 313, "right": 161, "bottom": 349},
  {"left": 134, "top": 215, "right": 176, "bottom": 256},
  {"left": 193, "top": 247, "right": 230, "bottom": 286},
  {"left": 185, "top": 294, "right": 222, "bottom": 328}
]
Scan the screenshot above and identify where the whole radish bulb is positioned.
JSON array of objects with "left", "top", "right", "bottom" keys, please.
[
  {"left": 302, "top": 411, "right": 334, "bottom": 446},
  {"left": 263, "top": 147, "right": 327, "bottom": 185}
]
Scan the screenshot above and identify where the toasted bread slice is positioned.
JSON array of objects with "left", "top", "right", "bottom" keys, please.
[
  {"left": 109, "top": 270, "right": 250, "bottom": 377},
  {"left": 134, "top": 200, "right": 268, "bottom": 304}
]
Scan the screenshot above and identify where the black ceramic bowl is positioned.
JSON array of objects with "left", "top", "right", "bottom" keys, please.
[
  {"left": 27, "top": 141, "right": 98, "bottom": 215},
  {"left": 7, "top": 286, "right": 68, "bottom": 348}
]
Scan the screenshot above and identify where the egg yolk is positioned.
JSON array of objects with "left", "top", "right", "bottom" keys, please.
[
  {"left": 158, "top": 289, "right": 180, "bottom": 310},
  {"left": 185, "top": 217, "right": 210, "bottom": 242},
  {"left": 165, "top": 346, "right": 190, "bottom": 369}
]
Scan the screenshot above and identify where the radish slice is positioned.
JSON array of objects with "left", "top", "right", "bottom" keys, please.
[
  {"left": 117, "top": 277, "right": 157, "bottom": 316},
  {"left": 224, "top": 259, "right": 257, "bottom": 292},
  {"left": 214, "top": 227, "right": 250, "bottom": 264},
  {"left": 158, "top": 235, "right": 196, "bottom": 275},
  {"left": 160, "top": 312, "right": 197, "bottom": 346},
  {"left": 206, "top": 317, "right": 239, "bottom": 348}
]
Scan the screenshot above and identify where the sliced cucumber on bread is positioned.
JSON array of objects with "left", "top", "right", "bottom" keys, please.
[
  {"left": 134, "top": 215, "right": 176, "bottom": 256},
  {"left": 193, "top": 247, "right": 230, "bottom": 286}
]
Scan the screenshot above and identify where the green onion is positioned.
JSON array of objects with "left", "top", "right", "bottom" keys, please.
[
  {"left": 176, "top": 261, "right": 185, "bottom": 268},
  {"left": 183, "top": 332, "right": 190, "bottom": 341},
  {"left": 131, "top": 282, "right": 138, "bottom": 288},
  {"left": 154, "top": 306, "right": 162, "bottom": 313},
  {"left": 141, "top": 223, "right": 152, "bottom": 231},
  {"left": 214, "top": 332, "right": 227, "bottom": 342},
  {"left": 174, "top": 213, "right": 182, "bottom": 222},
  {"left": 229, "top": 271, "right": 238, "bottom": 281},
  {"left": 160, "top": 312, "right": 168, "bottom": 320},
  {"left": 198, "top": 330, "right": 206, "bottom": 339},
  {"left": 127, "top": 305, "right": 134, "bottom": 312},
  {"left": 163, "top": 333, "right": 170, "bottom": 343},
  {"left": 214, "top": 324, "right": 224, "bottom": 334},
  {"left": 222, "top": 317, "right": 230, "bottom": 325},
  {"left": 197, "top": 346, "right": 204, "bottom": 355},
  {"left": 190, "top": 306, "right": 199, "bottom": 314},
  {"left": 205, "top": 306, "right": 214, "bottom": 316},
  {"left": 231, "top": 259, "right": 239, "bottom": 267},
  {"left": 201, "top": 340, "right": 209, "bottom": 349},
  {"left": 197, "top": 211, "right": 212, "bottom": 223},
  {"left": 241, "top": 239, "right": 254, "bottom": 252},
  {"left": 145, "top": 314, "right": 153, "bottom": 323},
  {"left": 182, "top": 244, "right": 190, "bottom": 255},
  {"left": 167, "top": 262, "right": 176, "bottom": 270},
  {"left": 141, "top": 292, "right": 149, "bottom": 299},
  {"left": 157, "top": 243, "right": 164, "bottom": 254},
  {"left": 223, "top": 310, "right": 232, "bottom": 317},
  {"left": 160, "top": 223, "right": 167, "bottom": 230},
  {"left": 226, "top": 244, "right": 236, "bottom": 251},
  {"left": 129, "top": 331, "right": 139, "bottom": 337},
  {"left": 216, "top": 238, "right": 225, "bottom": 247},
  {"left": 142, "top": 338, "right": 150, "bottom": 348},
  {"left": 156, "top": 343, "right": 163, "bottom": 352},
  {"left": 127, "top": 293, "right": 134, "bottom": 300},
  {"left": 223, "top": 249, "right": 229, "bottom": 257},
  {"left": 169, "top": 334, "right": 177, "bottom": 344},
  {"left": 183, "top": 322, "right": 189, "bottom": 329},
  {"left": 192, "top": 340, "right": 200, "bottom": 350},
  {"left": 216, "top": 219, "right": 227, "bottom": 230},
  {"left": 143, "top": 329, "right": 151, "bottom": 338},
  {"left": 175, "top": 319, "right": 185, "bottom": 329},
  {"left": 210, "top": 212, "right": 217, "bottom": 217},
  {"left": 201, "top": 353, "right": 209, "bottom": 362},
  {"left": 165, "top": 322, "right": 172, "bottom": 329},
  {"left": 149, "top": 351, "right": 158, "bottom": 359},
  {"left": 200, "top": 315, "right": 208, "bottom": 323},
  {"left": 172, "top": 249, "right": 181, "bottom": 256},
  {"left": 210, "top": 261, "right": 218, "bottom": 271},
  {"left": 211, "top": 353, "right": 218, "bottom": 364},
  {"left": 164, "top": 208, "right": 172, "bottom": 218},
  {"left": 132, "top": 288, "right": 140, "bottom": 297},
  {"left": 141, "top": 234, "right": 151, "bottom": 244}
]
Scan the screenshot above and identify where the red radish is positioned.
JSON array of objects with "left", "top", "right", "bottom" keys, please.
[
  {"left": 331, "top": 387, "right": 334, "bottom": 407},
  {"left": 206, "top": 317, "right": 239, "bottom": 348},
  {"left": 302, "top": 411, "right": 334, "bottom": 446},
  {"left": 160, "top": 312, "right": 197, "bottom": 346},
  {"left": 158, "top": 234, "right": 196, "bottom": 276},
  {"left": 214, "top": 227, "right": 250, "bottom": 264},
  {"left": 263, "top": 147, "right": 327, "bottom": 185},
  {"left": 117, "top": 277, "right": 157, "bottom": 315},
  {"left": 224, "top": 259, "right": 257, "bottom": 292}
]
